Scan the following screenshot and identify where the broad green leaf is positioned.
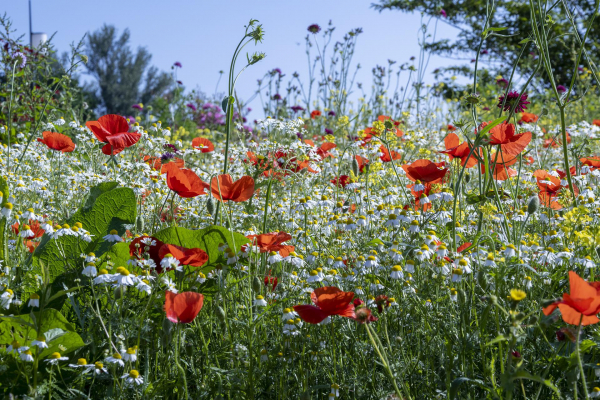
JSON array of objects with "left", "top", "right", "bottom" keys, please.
[
  {"left": 366, "top": 238, "right": 384, "bottom": 246},
  {"left": 153, "top": 225, "right": 249, "bottom": 266},
  {"left": 0, "top": 309, "right": 83, "bottom": 358},
  {"left": 82, "top": 181, "right": 119, "bottom": 211},
  {"left": 27, "top": 186, "right": 137, "bottom": 301},
  {"left": 100, "top": 241, "right": 132, "bottom": 269},
  {"left": 486, "top": 334, "right": 508, "bottom": 346}
]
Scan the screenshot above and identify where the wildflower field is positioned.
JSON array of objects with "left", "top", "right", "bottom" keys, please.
[{"left": 2, "top": 3, "right": 600, "bottom": 399}]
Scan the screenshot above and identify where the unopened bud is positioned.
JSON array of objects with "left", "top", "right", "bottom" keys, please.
[
  {"left": 215, "top": 306, "right": 226, "bottom": 322},
  {"left": 114, "top": 286, "right": 126, "bottom": 299},
  {"left": 252, "top": 276, "right": 262, "bottom": 292},
  {"left": 477, "top": 269, "right": 488, "bottom": 290},
  {"left": 206, "top": 196, "right": 216, "bottom": 216},
  {"left": 136, "top": 215, "right": 144, "bottom": 232},
  {"left": 527, "top": 196, "right": 539, "bottom": 214},
  {"left": 351, "top": 158, "right": 359, "bottom": 176}
]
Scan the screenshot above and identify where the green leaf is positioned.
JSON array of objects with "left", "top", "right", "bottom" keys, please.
[
  {"left": 449, "top": 377, "right": 490, "bottom": 399},
  {"left": 27, "top": 186, "right": 137, "bottom": 301},
  {"left": 486, "top": 334, "right": 508, "bottom": 346},
  {"left": 579, "top": 339, "right": 596, "bottom": 353},
  {"left": 0, "top": 175, "right": 8, "bottom": 208},
  {"left": 366, "top": 238, "right": 384, "bottom": 246},
  {"left": 153, "top": 225, "right": 249, "bottom": 267},
  {"left": 100, "top": 242, "right": 132, "bottom": 269},
  {"left": 478, "top": 116, "right": 506, "bottom": 138},
  {"left": 82, "top": 181, "right": 119, "bottom": 211},
  {"left": 0, "top": 309, "right": 83, "bottom": 358},
  {"left": 482, "top": 27, "right": 508, "bottom": 36},
  {"left": 510, "top": 370, "right": 560, "bottom": 396}
]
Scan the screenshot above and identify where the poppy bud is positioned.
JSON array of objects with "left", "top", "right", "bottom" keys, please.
[
  {"left": 136, "top": 215, "right": 144, "bottom": 232},
  {"left": 215, "top": 306, "right": 226, "bottom": 322},
  {"left": 488, "top": 295, "right": 498, "bottom": 305},
  {"left": 185, "top": 343, "right": 194, "bottom": 357},
  {"left": 351, "top": 158, "right": 359, "bottom": 176},
  {"left": 464, "top": 172, "right": 471, "bottom": 183},
  {"left": 252, "top": 276, "right": 262, "bottom": 292},
  {"left": 477, "top": 269, "right": 488, "bottom": 290},
  {"left": 384, "top": 120, "right": 394, "bottom": 130},
  {"left": 206, "top": 196, "right": 216, "bottom": 216},
  {"left": 527, "top": 196, "right": 539, "bottom": 214}
]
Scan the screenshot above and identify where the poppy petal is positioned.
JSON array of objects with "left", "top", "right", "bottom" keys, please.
[{"left": 293, "top": 304, "right": 330, "bottom": 324}]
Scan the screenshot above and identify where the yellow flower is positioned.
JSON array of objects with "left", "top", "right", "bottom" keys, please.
[{"left": 510, "top": 289, "right": 526, "bottom": 302}]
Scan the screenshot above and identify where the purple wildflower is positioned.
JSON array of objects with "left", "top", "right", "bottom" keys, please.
[
  {"left": 327, "top": 111, "right": 336, "bottom": 117},
  {"left": 186, "top": 103, "right": 197, "bottom": 112},
  {"left": 440, "top": 9, "right": 447, "bottom": 18},
  {"left": 291, "top": 105, "right": 305, "bottom": 113},
  {"left": 325, "top": 128, "right": 333, "bottom": 135},
  {"left": 177, "top": 80, "right": 183, "bottom": 85},
  {"left": 497, "top": 91, "right": 530, "bottom": 113},
  {"left": 11, "top": 51, "right": 27, "bottom": 68},
  {"left": 308, "top": 24, "right": 321, "bottom": 34},
  {"left": 271, "top": 68, "right": 282, "bottom": 76},
  {"left": 557, "top": 85, "right": 567, "bottom": 93},
  {"left": 174, "top": 61, "right": 182, "bottom": 68},
  {"left": 272, "top": 94, "right": 282, "bottom": 101},
  {"left": 496, "top": 78, "right": 509, "bottom": 88},
  {"left": 132, "top": 104, "right": 143, "bottom": 111},
  {"left": 296, "top": 132, "right": 304, "bottom": 140},
  {"left": 481, "top": 49, "right": 489, "bottom": 55},
  {"left": 160, "top": 152, "right": 176, "bottom": 162}
]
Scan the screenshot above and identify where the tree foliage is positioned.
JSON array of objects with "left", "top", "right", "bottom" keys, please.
[
  {"left": 373, "top": 0, "right": 600, "bottom": 90},
  {"left": 84, "top": 24, "right": 172, "bottom": 115}
]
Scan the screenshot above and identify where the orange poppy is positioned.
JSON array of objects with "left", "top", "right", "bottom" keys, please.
[
  {"left": 294, "top": 286, "right": 356, "bottom": 324},
  {"left": 310, "top": 110, "right": 322, "bottom": 119},
  {"left": 158, "top": 243, "right": 208, "bottom": 267},
  {"left": 543, "top": 132, "right": 571, "bottom": 148},
  {"left": 86, "top": 114, "right": 141, "bottom": 155},
  {"left": 379, "top": 145, "right": 402, "bottom": 163},
  {"left": 331, "top": 175, "right": 351, "bottom": 188},
  {"left": 164, "top": 291, "right": 204, "bottom": 324},
  {"left": 164, "top": 163, "right": 209, "bottom": 198},
  {"left": 144, "top": 155, "right": 185, "bottom": 172},
  {"left": 486, "top": 122, "right": 531, "bottom": 157},
  {"left": 37, "top": 131, "right": 75, "bottom": 153},
  {"left": 534, "top": 169, "right": 578, "bottom": 209},
  {"left": 355, "top": 155, "right": 369, "bottom": 173},
  {"left": 520, "top": 112, "right": 539, "bottom": 123},
  {"left": 543, "top": 271, "right": 600, "bottom": 325},
  {"left": 593, "top": 119, "right": 600, "bottom": 127},
  {"left": 246, "top": 231, "right": 295, "bottom": 256},
  {"left": 439, "top": 133, "right": 477, "bottom": 168},
  {"left": 191, "top": 137, "right": 214, "bottom": 153},
  {"left": 317, "top": 142, "right": 337, "bottom": 159},
  {"left": 210, "top": 174, "right": 254, "bottom": 202},
  {"left": 402, "top": 159, "right": 448, "bottom": 184}
]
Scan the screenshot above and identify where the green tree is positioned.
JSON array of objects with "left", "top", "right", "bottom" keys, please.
[
  {"left": 84, "top": 24, "right": 171, "bottom": 115},
  {"left": 373, "top": 0, "right": 600, "bottom": 92}
]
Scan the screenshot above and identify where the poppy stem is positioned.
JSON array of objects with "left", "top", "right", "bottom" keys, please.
[
  {"left": 576, "top": 314, "right": 589, "bottom": 399},
  {"left": 262, "top": 178, "right": 273, "bottom": 234}
]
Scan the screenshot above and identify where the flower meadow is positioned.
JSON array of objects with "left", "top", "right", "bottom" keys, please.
[{"left": 2, "top": 11, "right": 600, "bottom": 400}]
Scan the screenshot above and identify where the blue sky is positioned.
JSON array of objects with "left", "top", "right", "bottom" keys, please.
[{"left": 3, "top": 0, "right": 461, "bottom": 113}]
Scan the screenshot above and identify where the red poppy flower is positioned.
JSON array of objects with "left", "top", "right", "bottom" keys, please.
[
  {"left": 164, "top": 291, "right": 204, "bottom": 324},
  {"left": 447, "top": 124, "right": 457, "bottom": 132},
  {"left": 86, "top": 114, "right": 141, "bottom": 155},
  {"left": 593, "top": 119, "right": 600, "bottom": 127},
  {"left": 246, "top": 231, "right": 295, "bottom": 257},
  {"left": 158, "top": 243, "right": 208, "bottom": 267},
  {"left": 484, "top": 122, "right": 531, "bottom": 157},
  {"left": 520, "top": 112, "right": 539, "bottom": 123},
  {"left": 439, "top": 133, "right": 477, "bottom": 168},
  {"left": 294, "top": 286, "right": 356, "bottom": 324},
  {"left": 543, "top": 271, "right": 600, "bottom": 325},
  {"left": 37, "top": 131, "right": 75, "bottom": 153},
  {"left": 144, "top": 155, "right": 185, "bottom": 172},
  {"left": 164, "top": 163, "right": 209, "bottom": 198},
  {"left": 581, "top": 157, "right": 600, "bottom": 171},
  {"left": 355, "top": 155, "right": 369, "bottom": 173},
  {"left": 402, "top": 159, "right": 448, "bottom": 184},
  {"left": 379, "top": 145, "right": 402, "bottom": 163},
  {"left": 12, "top": 220, "right": 45, "bottom": 238},
  {"left": 317, "top": 142, "right": 337, "bottom": 159},
  {"left": 543, "top": 132, "right": 571, "bottom": 148},
  {"left": 310, "top": 110, "right": 322, "bottom": 119},
  {"left": 534, "top": 169, "right": 578, "bottom": 209},
  {"left": 210, "top": 174, "right": 255, "bottom": 202},
  {"left": 331, "top": 175, "right": 351, "bottom": 188},
  {"left": 191, "top": 137, "right": 215, "bottom": 153},
  {"left": 483, "top": 152, "right": 518, "bottom": 181}
]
